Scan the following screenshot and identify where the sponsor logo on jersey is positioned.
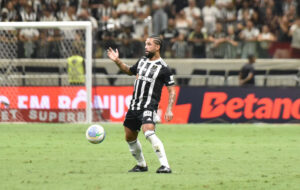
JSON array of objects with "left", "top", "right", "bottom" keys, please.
[{"left": 138, "top": 75, "right": 154, "bottom": 83}]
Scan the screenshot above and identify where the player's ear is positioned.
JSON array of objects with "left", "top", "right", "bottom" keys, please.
[{"left": 155, "top": 44, "right": 160, "bottom": 51}]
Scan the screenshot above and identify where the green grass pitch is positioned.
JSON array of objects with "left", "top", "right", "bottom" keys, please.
[{"left": 1, "top": 123, "right": 300, "bottom": 190}]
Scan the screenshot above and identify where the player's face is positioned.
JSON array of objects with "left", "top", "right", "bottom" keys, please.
[{"left": 145, "top": 38, "right": 159, "bottom": 58}]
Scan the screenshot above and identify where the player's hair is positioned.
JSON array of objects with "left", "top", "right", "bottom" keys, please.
[{"left": 148, "top": 35, "right": 163, "bottom": 51}]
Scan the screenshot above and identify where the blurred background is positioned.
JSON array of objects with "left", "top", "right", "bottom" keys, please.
[{"left": 1, "top": 0, "right": 299, "bottom": 59}]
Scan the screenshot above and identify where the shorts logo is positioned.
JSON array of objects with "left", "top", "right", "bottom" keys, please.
[{"left": 143, "top": 110, "right": 152, "bottom": 117}]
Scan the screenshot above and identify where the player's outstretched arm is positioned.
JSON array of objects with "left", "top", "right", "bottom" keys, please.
[
  {"left": 165, "top": 85, "right": 176, "bottom": 122},
  {"left": 107, "top": 47, "right": 133, "bottom": 75}
]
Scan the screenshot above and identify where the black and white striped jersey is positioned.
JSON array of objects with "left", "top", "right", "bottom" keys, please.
[{"left": 129, "top": 56, "right": 175, "bottom": 111}]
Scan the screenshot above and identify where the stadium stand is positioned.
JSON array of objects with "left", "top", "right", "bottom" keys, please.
[
  {"left": 254, "top": 70, "right": 267, "bottom": 86},
  {"left": 265, "top": 69, "right": 299, "bottom": 86},
  {"left": 113, "top": 71, "right": 135, "bottom": 86},
  {"left": 24, "top": 66, "right": 60, "bottom": 86},
  {"left": 226, "top": 70, "right": 240, "bottom": 86},
  {"left": 92, "top": 67, "right": 111, "bottom": 86},
  {"left": 0, "top": 0, "right": 299, "bottom": 59},
  {"left": 0, "top": 0, "right": 299, "bottom": 87},
  {"left": 207, "top": 70, "right": 226, "bottom": 86},
  {"left": 1, "top": 58, "right": 300, "bottom": 87},
  {"left": 0, "top": 65, "right": 24, "bottom": 86},
  {"left": 188, "top": 69, "right": 207, "bottom": 86}
]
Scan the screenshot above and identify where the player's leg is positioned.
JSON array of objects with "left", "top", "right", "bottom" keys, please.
[
  {"left": 124, "top": 110, "right": 148, "bottom": 172},
  {"left": 125, "top": 126, "right": 148, "bottom": 172},
  {"left": 142, "top": 123, "right": 172, "bottom": 173}
]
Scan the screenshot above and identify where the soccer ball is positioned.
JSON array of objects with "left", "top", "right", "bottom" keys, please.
[{"left": 86, "top": 124, "right": 106, "bottom": 144}]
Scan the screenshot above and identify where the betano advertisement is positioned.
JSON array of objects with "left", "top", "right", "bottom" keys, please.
[{"left": 0, "top": 86, "right": 299, "bottom": 123}]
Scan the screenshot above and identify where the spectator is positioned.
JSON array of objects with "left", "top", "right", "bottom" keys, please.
[
  {"left": 224, "top": 25, "right": 238, "bottom": 58},
  {"left": 276, "top": 15, "right": 292, "bottom": 42},
  {"left": 285, "top": 5, "right": 297, "bottom": 24},
  {"left": 106, "top": 10, "right": 121, "bottom": 33},
  {"left": 164, "top": 0, "right": 175, "bottom": 19},
  {"left": 257, "top": 25, "right": 276, "bottom": 58},
  {"left": 20, "top": 2, "right": 37, "bottom": 21},
  {"left": 152, "top": 1, "right": 168, "bottom": 35},
  {"left": 117, "top": 27, "right": 134, "bottom": 58},
  {"left": 77, "top": 0, "right": 90, "bottom": 17},
  {"left": 0, "top": 8, "right": 9, "bottom": 21},
  {"left": 35, "top": 30, "right": 50, "bottom": 58},
  {"left": 237, "top": 1, "right": 253, "bottom": 22},
  {"left": 239, "top": 54, "right": 256, "bottom": 86},
  {"left": 0, "top": 0, "right": 298, "bottom": 59},
  {"left": 183, "top": 0, "right": 201, "bottom": 26},
  {"left": 48, "top": 29, "right": 63, "bottom": 58},
  {"left": 19, "top": 28, "right": 39, "bottom": 58},
  {"left": 251, "top": 10, "right": 263, "bottom": 30},
  {"left": 174, "top": 10, "right": 192, "bottom": 36},
  {"left": 289, "top": 17, "right": 300, "bottom": 58},
  {"left": 56, "top": 3, "right": 68, "bottom": 21},
  {"left": 32, "top": 0, "right": 42, "bottom": 14},
  {"left": 134, "top": 0, "right": 150, "bottom": 20},
  {"left": 263, "top": 6, "right": 277, "bottom": 32},
  {"left": 1, "top": 1, "right": 18, "bottom": 21},
  {"left": 202, "top": 0, "right": 221, "bottom": 35},
  {"left": 39, "top": 7, "right": 57, "bottom": 21},
  {"left": 116, "top": 0, "right": 135, "bottom": 28},
  {"left": 187, "top": 19, "right": 207, "bottom": 58},
  {"left": 222, "top": 2, "right": 237, "bottom": 28},
  {"left": 282, "top": 0, "right": 298, "bottom": 16},
  {"left": 97, "top": 0, "right": 114, "bottom": 30},
  {"left": 160, "top": 18, "right": 179, "bottom": 58},
  {"left": 133, "top": 0, "right": 150, "bottom": 39},
  {"left": 89, "top": 0, "right": 103, "bottom": 20},
  {"left": 72, "top": 31, "right": 85, "bottom": 56},
  {"left": 240, "top": 20, "right": 260, "bottom": 58},
  {"left": 61, "top": 6, "right": 77, "bottom": 21},
  {"left": 207, "top": 22, "right": 226, "bottom": 58},
  {"left": 77, "top": 9, "right": 98, "bottom": 30},
  {"left": 172, "top": 33, "right": 188, "bottom": 58},
  {"left": 101, "top": 26, "right": 118, "bottom": 58}
]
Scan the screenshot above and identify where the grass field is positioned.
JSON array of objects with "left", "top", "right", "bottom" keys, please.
[{"left": 1, "top": 123, "right": 300, "bottom": 190}]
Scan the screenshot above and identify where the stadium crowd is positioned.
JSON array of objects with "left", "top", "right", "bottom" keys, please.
[{"left": 0, "top": 0, "right": 300, "bottom": 59}]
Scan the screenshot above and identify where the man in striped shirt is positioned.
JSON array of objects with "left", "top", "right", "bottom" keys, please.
[{"left": 107, "top": 35, "right": 176, "bottom": 173}]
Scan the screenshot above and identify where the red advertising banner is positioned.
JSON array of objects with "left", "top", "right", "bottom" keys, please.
[
  {"left": 176, "top": 87, "right": 300, "bottom": 123},
  {"left": 0, "top": 86, "right": 187, "bottom": 123},
  {"left": 3, "top": 86, "right": 297, "bottom": 123}
]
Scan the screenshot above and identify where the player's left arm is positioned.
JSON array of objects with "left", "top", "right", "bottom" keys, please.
[
  {"left": 165, "top": 85, "right": 176, "bottom": 122},
  {"left": 163, "top": 66, "right": 176, "bottom": 122}
]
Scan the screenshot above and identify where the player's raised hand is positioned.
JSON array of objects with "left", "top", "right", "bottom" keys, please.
[{"left": 107, "top": 47, "right": 119, "bottom": 62}]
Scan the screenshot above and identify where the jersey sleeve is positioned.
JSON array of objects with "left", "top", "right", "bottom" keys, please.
[
  {"left": 129, "top": 59, "right": 140, "bottom": 75},
  {"left": 162, "top": 67, "right": 175, "bottom": 86}
]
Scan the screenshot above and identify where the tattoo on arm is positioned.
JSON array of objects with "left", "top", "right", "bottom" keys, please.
[{"left": 167, "top": 86, "right": 176, "bottom": 111}]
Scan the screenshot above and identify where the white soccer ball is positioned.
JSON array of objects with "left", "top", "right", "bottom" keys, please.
[{"left": 86, "top": 124, "right": 106, "bottom": 144}]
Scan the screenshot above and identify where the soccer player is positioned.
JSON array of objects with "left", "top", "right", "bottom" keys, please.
[{"left": 107, "top": 35, "right": 176, "bottom": 173}]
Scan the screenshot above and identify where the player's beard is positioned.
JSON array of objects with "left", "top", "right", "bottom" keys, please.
[{"left": 145, "top": 51, "right": 155, "bottom": 59}]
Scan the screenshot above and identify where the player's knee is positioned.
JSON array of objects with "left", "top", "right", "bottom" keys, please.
[
  {"left": 125, "top": 134, "right": 137, "bottom": 142},
  {"left": 144, "top": 130, "right": 155, "bottom": 139},
  {"left": 124, "top": 126, "right": 138, "bottom": 142}
]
